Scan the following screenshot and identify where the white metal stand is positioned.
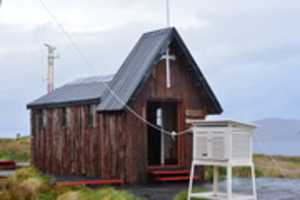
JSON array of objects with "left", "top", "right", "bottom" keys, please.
[
  {"left": 187, "top": 120, "right": 257, "bottom": 200},
  {"left": 188, "top": 161, "right": 257, "bottom": 200}
]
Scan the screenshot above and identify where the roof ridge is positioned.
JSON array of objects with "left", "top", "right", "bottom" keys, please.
[{"left": 142, "top": 27, "right": 175, "bottom": 38}]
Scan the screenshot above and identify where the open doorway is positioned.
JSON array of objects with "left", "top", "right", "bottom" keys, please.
[{"left": 147, "top": 100, "right": 179, "bottom": 166}]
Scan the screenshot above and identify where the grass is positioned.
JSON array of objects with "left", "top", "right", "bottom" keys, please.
[
  {"left": 254, "top": 154, "right": 300, "bottom": 178},
  {"left": 0, "top": 167, "right": 140, "bottom": 200},
  {"left": 0, "top": 137, "right": 31, "bottom": 162},
  {"left": 203, "top": 154, "right": 300, "bottom": 180}
]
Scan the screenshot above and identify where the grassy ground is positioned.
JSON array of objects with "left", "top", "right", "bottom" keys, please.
[
  {"left": 1, "top": 137, "right": 300, "bottom": 179},
  {"left": 0, "top": 137, "right": 31, "bottom": 162},
  {"left": 0, "top": 167, "right": 140, "bottom": 200},
  {"left": 254, "top": 154, "right": 300, "bottom": 178},
  {"left": 203, "top": 154, "right": 300, "bottom": 180}
]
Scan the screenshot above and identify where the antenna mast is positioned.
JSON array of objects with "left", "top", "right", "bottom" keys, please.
[
  {"left": 44, "top": 43, "right": 59, "bottom": 94},
  {"left": 166, "top": 0, "right": 170, "bottom": 27},
  {"left": 164, "top": 0, "right": 174, "bottom": 88}
]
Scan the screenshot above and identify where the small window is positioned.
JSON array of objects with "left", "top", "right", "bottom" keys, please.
[
  {"left": 37, "top": 110, "right": 42, "bottom": 128},
  {"left": 61, "top": 108, "right": 68, "bottom": 127},
  {"left": 38, "top": 109, "right": 47, "bottom": 129},
  {"left": 156, "top": 108, "right": 162, "bottom": 126},
  {"left": 42, "top": 110, "right": 47, "bottom": 128},
  {"left": 87, "top": 105, "right": 95, "bottom": 128}
]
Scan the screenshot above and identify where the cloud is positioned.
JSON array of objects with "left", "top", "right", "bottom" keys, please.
[{"left": 1, "top": 1, "right": 300, "bottom": 137}]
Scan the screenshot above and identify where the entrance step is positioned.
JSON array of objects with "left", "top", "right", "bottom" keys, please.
[
  {"left": 149, "top": 169, "right": 190, "bottom": 176},
  {"left": 0, "top": 160, "right": 16, "bottom": 170},
  {"left": 155, "top": 175, "right": 200, "bottom": 182},
  {"left": 147, "top": 164, "right": 182, "bottom": 171},
  {"left": 148, "top": 165, "right": 200, "bottom": 183}
]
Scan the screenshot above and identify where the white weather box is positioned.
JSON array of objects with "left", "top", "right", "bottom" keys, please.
[{"left": 188, "top": 120, "right": 257, "bottom": 200}]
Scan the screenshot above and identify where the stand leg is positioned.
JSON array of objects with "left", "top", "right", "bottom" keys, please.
[
  {"left": 251, "top": 164, "right": 257, "bottom": 200},
  {"left": 213, "top": 166, "right": 219, "bottom": 196},
  {"left": 227, "top": 166, "right": 232, "bottom": 200},
  {"left": 188, "top": 162, "right": 195, "bottom": 200}
]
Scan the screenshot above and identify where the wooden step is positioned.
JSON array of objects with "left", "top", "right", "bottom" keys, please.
[
  {"left": 149, "top": 169, "right": 190, "bottom": 175},
  {"left": 56, "top": 179, "right": 124, "bottom": 187},
  {"left": 147, "top": 165, "right": 182, "bottom": 171},
  {"left": 155, "top": 175, "right": 200, "bottom": 182},
  {"left": 0, "top": 160, "right": 16, "bottom": 170}
]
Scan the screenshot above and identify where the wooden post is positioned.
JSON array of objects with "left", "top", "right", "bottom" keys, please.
[
  {"left": 227, "top": 165, "right": 232, "bottom": 199},
  {"left": 251, "top": 164, "right": 257, "bottom": 200},
  {"left": 213, "top": 166, "right": 219, "bottom": 195},
  {"left": 187, "top": 161, "right": 195, "bottom": 200}
]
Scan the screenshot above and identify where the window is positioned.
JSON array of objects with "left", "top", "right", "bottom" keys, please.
[
  {"left": 156, "top": 108, "right": 162, "bottom": 127},
  {"left": 37, "top": 109, "right": 47, "bottom": 129},
  {"left": 88, "top": 105, "right": 96, "bottom": 128},
  {"left": 37, "top": 110, "right": 42, "bottom": 128},
  {"left": 42, "top": 110, "right": 47, "bottom": 128},
  {"left": 61, "top": 108, "right": 68, "bottom": 127}
]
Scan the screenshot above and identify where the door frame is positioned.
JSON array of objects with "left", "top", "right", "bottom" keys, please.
[{"left": 146, "top": 98, "right": 183, "bottom": 167}]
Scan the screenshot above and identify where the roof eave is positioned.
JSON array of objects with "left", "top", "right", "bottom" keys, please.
[{"left": 27, "top": 98, "right": 101, "bottom": 110}]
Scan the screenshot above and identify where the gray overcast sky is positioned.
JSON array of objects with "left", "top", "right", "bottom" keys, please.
[{"left": 0, "top": 0, "right": 300, "bottom": 137}]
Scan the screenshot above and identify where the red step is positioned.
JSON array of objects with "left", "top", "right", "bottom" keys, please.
[
  {"left": 0, "top": 160, "right": 16, "bottom": 170},
  {"left": 147, "top": 165, "right": 200, "bottom": 183},
  {"left": 149, "top": 169, "right": 190, "bottom": 175},
  {"left": 56, "top": 179, "right": 124, "bottom": 187},
  {"left": 155, "top": 176, "right": 200, "bottom": 182}
]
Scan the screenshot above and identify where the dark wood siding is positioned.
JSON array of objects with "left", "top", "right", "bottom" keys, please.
[
  {"left": 32, "top": 106, "right": 100, "bottom": 177},
  {"left": 122, "top": 45, "right": 212, "bottom": 183},
  {"left": 30, "top": 45, "right": 215, "bottom": 184}
]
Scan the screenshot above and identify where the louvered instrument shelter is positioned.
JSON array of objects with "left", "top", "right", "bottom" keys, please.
[{"left": 188, "top": 120, "right": 257, "bottom": 200}]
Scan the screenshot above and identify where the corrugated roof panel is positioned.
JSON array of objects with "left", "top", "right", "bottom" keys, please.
[
  {"left": 27, "top": 27, "right": 222, "bottom": 114},
  {"left": 27, "top": 76, "right": 112, "bottom": 108},
  {"left": 97, "top": 27, "right": 173, "bottom": 111}
]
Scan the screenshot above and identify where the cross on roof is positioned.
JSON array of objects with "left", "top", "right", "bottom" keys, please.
[{"left": 161, "top": 49, "right": 176, "bottom": 88}]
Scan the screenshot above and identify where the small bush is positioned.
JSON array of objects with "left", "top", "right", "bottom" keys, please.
[
  {"left": 2, "top": 167, "right": 140, "bottom": 200},
  {"left": 0, "top": 191, "right": 12, "bottom": 200},
  {"left": 3, "top": 167, "right": 49, "bottom": 200},
  {"left": 57, "top": 188, "right": 140, "bottom": 200},
  {"left": 20, "top": 177, "right": 48, "bottom": 200},
  {"left": 10, "top": 167, "right": 40, "bottom": 182},
  {"left": 57, "top": 191, "right": 81, "bottom": 200}
]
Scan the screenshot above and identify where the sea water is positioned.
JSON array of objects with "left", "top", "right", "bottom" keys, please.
[{"left": 255, "top": 141, "right": 300, "bottom": 156}]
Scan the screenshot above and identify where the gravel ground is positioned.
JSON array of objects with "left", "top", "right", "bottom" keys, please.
[
  {"left": 126, "top": 178, "right": 300, "bottom": 200},
  {"left": 125, "top": 182, "right": 191, "bottom": 200}
]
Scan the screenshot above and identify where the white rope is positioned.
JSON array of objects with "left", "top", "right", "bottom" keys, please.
[{"left": 38, "top": 0, "right": 193, "bottom": 137}]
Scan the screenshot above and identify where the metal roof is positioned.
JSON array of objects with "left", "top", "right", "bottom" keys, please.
[
  {"left": 97, "top": 27, "right": 222, "bottom": 113},
  {"left": 97, "top": 27, "right": 173, "bottom": 111},
  {"left": 27, "top": 27, "right": 223, "bottom": 113},
  {"left": 27, "top": 75, "right": 113, "bottom": 108}
]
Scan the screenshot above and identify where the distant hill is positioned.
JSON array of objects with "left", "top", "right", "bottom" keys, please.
[{"left": 253, "top": 118, "right": 300, "bottom": 156}]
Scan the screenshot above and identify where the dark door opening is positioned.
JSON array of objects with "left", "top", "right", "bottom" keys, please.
[{"left": 147, "top": 101, "right": 178, "bottom": 166}]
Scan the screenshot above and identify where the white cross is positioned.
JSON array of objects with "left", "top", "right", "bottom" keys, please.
[{"left": 161, "top": 48, "right": 176, "bottom": 88}]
